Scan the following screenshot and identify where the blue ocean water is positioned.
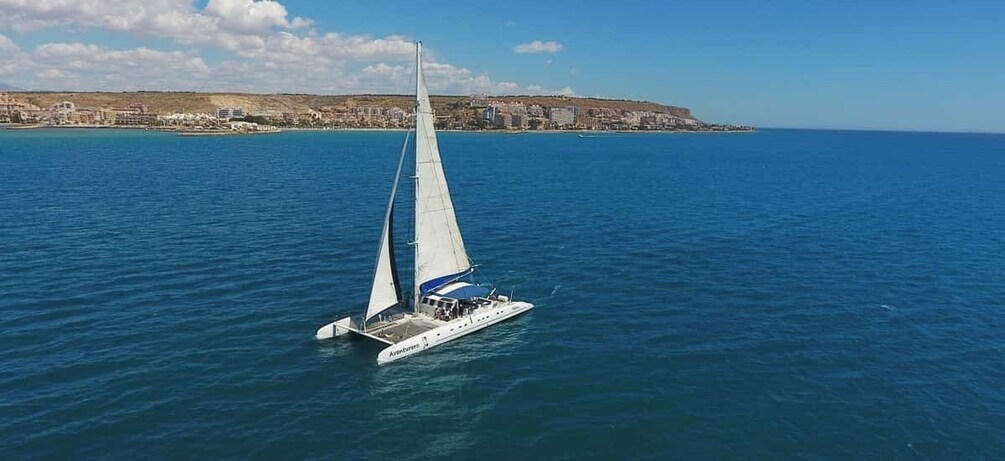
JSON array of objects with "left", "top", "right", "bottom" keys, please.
[{"left": 1, "top": 128, "right": 1003, "bottom": 459}]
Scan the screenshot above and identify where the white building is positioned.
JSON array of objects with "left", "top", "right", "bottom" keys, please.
[
  {"left": 548, "top": 106, "right": 576, "bottom": 127},
  {"left": 216, "top": 107, "right": 245, "bottom": 119}
]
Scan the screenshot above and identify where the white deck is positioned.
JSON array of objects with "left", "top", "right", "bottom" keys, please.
[{"left": 376, "top": 300, "right": 533, "bottom": 364}]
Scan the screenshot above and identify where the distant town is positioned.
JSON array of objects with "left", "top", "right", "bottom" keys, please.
[{"left": 0, "top": 91, "right": 753, "bottom": 134}]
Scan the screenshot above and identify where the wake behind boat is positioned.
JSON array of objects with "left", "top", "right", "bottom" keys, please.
[{"left": 315, "top": 42, "right": 533, "bottom": 364}]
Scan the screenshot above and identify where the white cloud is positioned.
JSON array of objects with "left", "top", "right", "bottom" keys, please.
[
  {"left": 0, "top": 1, "right": 577, "bottom": 95},
  {"left": 355, "top": 62, "right": 575, "bottom": 96},
  {"left": 34, "top": 43, "right": 210, "bottom": 75},
  {"left": 0, "top": 0, "right": 308, "bottom": 35},
  {"left": 204, "top": 0, "right": 310, "bottom": 33},
  {"left": 0, "top": 32, "right": 18, "bottom": 52},
  {"left": 37, "top": 68, "right": 75, "bottom": 80},
  {"left": 513, "top": 40, "right": 563, "bottom": 54},
  {"left": 525, "top": 84, "right": 575, "bottom": 96},
  {"left": 22, "top": 42, "right": 211, "bottom": 89},
  {"left": 358, "top": 61, "right": 521, "bottom": 95},
  {"left": 1, "top": 36, "right": 563, "bottom": 94},
  {"left": 8, "top": 40, "right": 579, "bottom": 95},
  {"left": 0, "top": 0, "right": 190, "bottom": 32},
  {"left": 317, "top": 32, "right": 414, "bottom": 60},
  {"left": 0, "top": 32, "right": 25, "bottom": 74},
  {"left": 0, "top": 0, "right": 410, "bottom": 63}
]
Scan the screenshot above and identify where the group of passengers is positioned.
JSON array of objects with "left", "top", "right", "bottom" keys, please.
[{"left": 433, "top": 299, "right": 481, "bottom": 322}]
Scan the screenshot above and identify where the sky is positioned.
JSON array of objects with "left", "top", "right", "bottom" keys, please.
[{"left": 0, "top": 0, "right": 1003, "bottom": 132}]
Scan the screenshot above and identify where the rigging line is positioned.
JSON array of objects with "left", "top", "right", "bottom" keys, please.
[{"left": 471, "top": 264, "right": 495, "bottom": 290}]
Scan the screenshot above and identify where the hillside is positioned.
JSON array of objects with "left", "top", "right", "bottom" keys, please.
[{"left": 11, "top": 91, "right": 698, "bottom": 120}]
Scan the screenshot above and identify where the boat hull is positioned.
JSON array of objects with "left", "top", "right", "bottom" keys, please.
[
  {"left": 376, "top": 301, "right": 533, "bottom": 364},
  {"left": 315, "top": 316, "right": 355, "bottom": 340}
]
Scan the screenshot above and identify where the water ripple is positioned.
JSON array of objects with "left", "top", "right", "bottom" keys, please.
[{"left": 0, "top": 129, "right": 1003, "bottom": 459}]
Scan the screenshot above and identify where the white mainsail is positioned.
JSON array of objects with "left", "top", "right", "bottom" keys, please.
[
  {"left": 413, "top": 42, "right": 471, "bottom": 299},
  {"left": 363, "top": 132, "right": 410, "bottom": 322}
]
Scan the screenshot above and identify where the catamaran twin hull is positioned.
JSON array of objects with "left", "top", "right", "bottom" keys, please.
[{"left": 316, "top": 300, "right": 533, "bottom": 364}]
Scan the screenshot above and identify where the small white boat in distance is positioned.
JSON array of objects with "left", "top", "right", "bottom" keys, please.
[{"left": 315, "top": 42, "right": 533, "bottom": 364}]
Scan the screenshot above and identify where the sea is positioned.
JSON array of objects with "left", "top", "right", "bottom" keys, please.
[{"left": 1, "top": 128, "right": 1002, "bottom": 459}]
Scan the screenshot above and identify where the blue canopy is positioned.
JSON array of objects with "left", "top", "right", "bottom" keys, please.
[{"left": 433, "top": 282, "right": 490, "bottom": 300}]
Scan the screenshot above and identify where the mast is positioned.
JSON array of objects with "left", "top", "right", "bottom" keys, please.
[
  {"left": 412, "top": 41, "right": 473, "bottom": 306},
  {"left": 412, "top": 42, "right": 421, "bottom": 311}
]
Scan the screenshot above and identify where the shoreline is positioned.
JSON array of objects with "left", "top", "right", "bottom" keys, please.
[
  {"left": 0, "top": 124, "right": 756, "bottom": 135},
  {"left": 175, "top": 130, "right": 282, "bottom": 137}
]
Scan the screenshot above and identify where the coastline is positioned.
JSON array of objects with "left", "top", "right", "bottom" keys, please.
[
  {"left": 2, "top": 91, "right": 755, "bottom": 133},
  {"left": 175, "top": 129, "right": 282, "bottom": 137},
  {"left": 227, "top": 127, "right": 758, "bottom": 134},
  {"left": 0, "top": 124, "right": 283, "bottom": 136},
  {"left": 1, "top": 124, "right": 756, "bottom": 135}
]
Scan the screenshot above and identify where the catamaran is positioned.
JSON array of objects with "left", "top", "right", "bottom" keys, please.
[{"left": 315, "top": 42, "right": 534, "bottom": 364}]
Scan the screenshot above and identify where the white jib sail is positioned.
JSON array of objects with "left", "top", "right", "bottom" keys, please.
[
  {"left": 413, "top": 42, "right": 471, "bottom": 299},
  {"left": 364, "top": 131, "right": 410, "bottom": 322}
]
